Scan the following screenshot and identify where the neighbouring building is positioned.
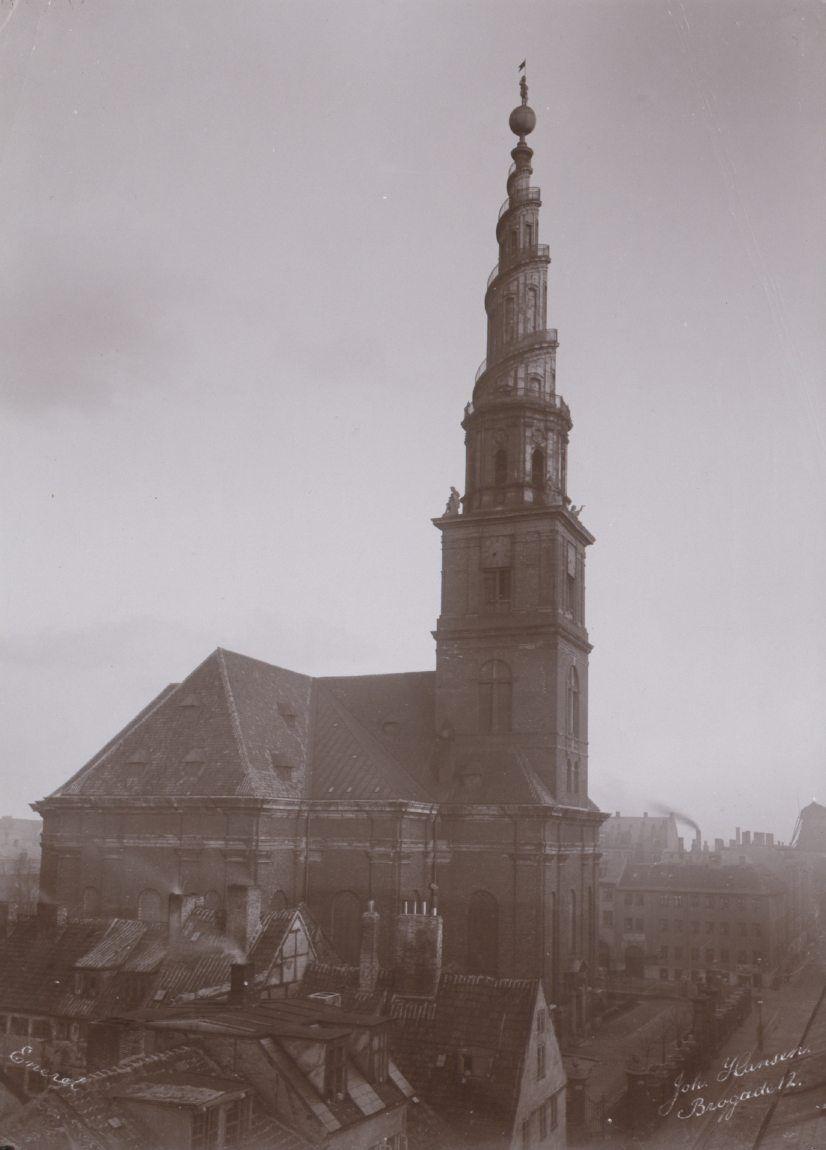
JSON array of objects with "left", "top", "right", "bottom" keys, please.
[
  {"left": 0, "top": 890, "right": 336, "bottom": 1102},
  {"left": 603, "top": 861, "right": 791, "bottom": 987},
  {"left": 599, "top": 812, "right": 681, "bottom": 864},
  {"left": 0, "top": 816, "right": 40, "bottom": 915},
  {"left": 86, "top": 995, "right": 412, "bottom": 1150},
  {"left": 0, "top": 1040, "right": 312, "bottom": 1150},
  {"left": 31, "top": 73, "right": 606, "bottom": 1034},
  {"left": 302, "top": 902, "right": 566, "bottom": 1150}
]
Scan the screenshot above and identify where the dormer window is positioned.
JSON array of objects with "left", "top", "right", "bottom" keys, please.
[{"left": 324, "top": 1042, "right": 347, "bottom": 1101}]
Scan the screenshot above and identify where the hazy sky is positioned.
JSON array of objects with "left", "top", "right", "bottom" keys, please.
[{"left": 1, "top": 0, "right": 824, "bottom": 841}]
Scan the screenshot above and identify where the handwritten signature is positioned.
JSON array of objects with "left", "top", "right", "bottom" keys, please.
[{"left": 659, "top": 1045, "right": 810, "bottom": 1123}]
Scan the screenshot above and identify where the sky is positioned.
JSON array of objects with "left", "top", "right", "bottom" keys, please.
[{"left": 1, "top": 0, "right": 824, "bottom": 841}]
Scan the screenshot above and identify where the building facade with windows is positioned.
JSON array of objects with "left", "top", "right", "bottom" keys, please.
[
  {"left": 32, "top": 79, "right": 606, "bottom": 1034},
  {"left": 602, "top": 862, "right": 788, "bottom": 987}
]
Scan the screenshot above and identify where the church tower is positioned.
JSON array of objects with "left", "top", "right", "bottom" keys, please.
[{"left": 434, "top": 75, "right": 594, "bottom": 806}]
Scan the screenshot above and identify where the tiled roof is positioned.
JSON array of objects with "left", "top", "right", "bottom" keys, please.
[
  {"left": 0, "top": 904, "right": 336, "bottom": 1019},
  {"left": 42, "top": 645, "right": 595, "bottom": 811},
  {"left": 390, "top": 973, "right": 539, "bottom": 1116},
  {"left": 48, "top": 649, "right": 312, "bottom": 800},
  {"left": 311, "top": 682, "right": 431, "bottom": 802},
  {"left": 618, "top": 862, "right": 784, "bottom": 894}
]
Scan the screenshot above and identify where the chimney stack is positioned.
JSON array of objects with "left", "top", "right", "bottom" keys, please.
[
  {"left": 36, "top": 901, "right": 65, "bottom": 932},
  {"left": 735, "top": 827, "right": 741, "bottom": 845},
  {"left": 359, "top": 900, "right": 381, "bottom": 993},
  {"left": 168, "top": 892, "right": 184, "bottom": 945},
  {"left": 394, "top": 904, "right": 443, "bottom": 998},
  {"left": 229, "top": 962, "right": 255, "bottom": 1005},
  {"left": 226, "top": 885, "right": 261, "bottom": 956},
  {"left": 742, "top": 831, "right": 751, "bottom": 846},
  {"left": 0, "top": 902, "right": 11, "bottom": 939}
]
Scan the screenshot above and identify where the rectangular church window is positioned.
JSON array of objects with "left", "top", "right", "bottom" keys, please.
[{"left": 483, "top": 568, "right": 511, "bottom": 607}]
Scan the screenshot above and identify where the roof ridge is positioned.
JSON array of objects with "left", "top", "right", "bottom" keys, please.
[
  {"left": 217, "top": 646, "right": 313, "bottom": 682},
  {"left": 317, "top": 684, "right": 430, "bottom": 801},
  {"left": 216, "top": 648, "right": 255, "bottom": 780}
]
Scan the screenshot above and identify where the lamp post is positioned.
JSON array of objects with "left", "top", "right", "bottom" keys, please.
[{"left": 756, "top": 997, "right": 764, "bottom": 1053}]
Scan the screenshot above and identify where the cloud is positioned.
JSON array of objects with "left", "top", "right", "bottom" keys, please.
[{"left": 0, "top": 251, "right": 186, "bottom": 413}]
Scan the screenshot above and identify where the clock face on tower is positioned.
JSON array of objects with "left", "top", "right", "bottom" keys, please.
[{"left": 482, "top": 536, "right": 511, "bottom": 568}]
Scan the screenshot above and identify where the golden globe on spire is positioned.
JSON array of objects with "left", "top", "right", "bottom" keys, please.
[{"left": 509, "top": 68, "right": 536, "bottom": 139}]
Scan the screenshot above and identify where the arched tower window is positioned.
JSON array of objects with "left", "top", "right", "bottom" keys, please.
[
  {"left": 573, "top": 760, "right": 581, "bottom": 793},
  {"left": 567, "top": 665, "right": 580, "bottom": 738},
  {"left": 137, "top": 889, "right": 163, "bottom": 922},
  {"left": 531, "top": 447, "right": 545, "bottom": 488},
  {"left": 527, "top": 285, "right": 539, "bottom": 332},
  {"left": 570, "top": 889, "right": 577, "bottom": 952},
  {"left": 330, "top": 891, "right": 361, "bottom": 965},
  {"left": 494, "top": 449, "right": 507, "bottom": 488},
  {"left": 479, "top": 659, "right": 512, "bottom": 734},
  {"left": 504, "top": 296, "right": 516, "bottom": 342},
  {"left": 467, "top": 890, "right": 499, "bottom": 975},
  {"left": 82, "top": 886, "right": 100, "bottom": 917}
]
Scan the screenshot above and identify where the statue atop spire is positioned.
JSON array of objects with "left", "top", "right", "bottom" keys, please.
[{"left": 509, "top": 63, "right": 536, "bottom": 140}]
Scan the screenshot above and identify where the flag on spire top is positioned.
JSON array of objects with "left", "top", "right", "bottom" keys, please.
[{"left": 518, "top": 59, "right": 526, "bottom": 71}]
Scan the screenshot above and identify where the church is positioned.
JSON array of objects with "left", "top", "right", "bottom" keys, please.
[{"left": 34, "top": 78, "right": 607, "bottom": 1034}]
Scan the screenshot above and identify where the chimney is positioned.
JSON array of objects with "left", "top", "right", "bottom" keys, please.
[
  {"left": 394, "top": 905, "right": 443, "bottom": 998},
  {"left": 229, "top": 962, "right": 255, "bottom": 1005},
  {"left": 678, "top": 836, "right": 684, "bottom": 853},
  {"left": 0, "top": 902, "right": 12, "bottom": 939},
  {"left": 226, "top": 885, "right": 261, "bottom": 956},
  {"left": 643, "top": 811, "right": 648, "bottom": 818},
  {"left": 168, "top": 892, "right": 183, "bottom": 945},
  {"left": 735, "top": 827, "right": 741, "bottom": 845},
  {"left": 359, "top": 900, "right": 381, "bottom": 993},
  {"left": 36, "top": 901, "right": 65, "bottom": 932},
  {"left": 742, "top": 831, "right": 751, "bottom": 846}
]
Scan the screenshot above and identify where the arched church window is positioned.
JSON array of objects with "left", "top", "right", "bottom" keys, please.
[
  {"left": 330, "top": 891, "right": 361, "bottom": 965},
  {"left": 531, "top": 447, "right": 545, "bottom": 488},
  {"left": 573, "top": 760, "right": 581, "bottom": 793},
  {"left": 82, "top": 886, "right": 100, "bottom": 917},
  {"left": 570, "top": 889, "right": 577, "bottom": 952},
  {"left": 494, "top": 448, "right": 507, "bottom": 488},
  {"left": 566, "top": 760, "right": 573, "bottom": 792},
  {"left": 479, "top": 659, "right": 512, "bottom": 733},
  {"left": 137, "top": 889, "right": 163, "bottom": 923},
  {"left": 467, "top": 890, "right": 498, "bottom": 975},
  {"left": 567, "top": 666, "right": 580, "bottom": 739}
]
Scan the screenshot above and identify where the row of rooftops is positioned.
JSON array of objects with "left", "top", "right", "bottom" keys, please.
[{"left": 0, "top": 892, "right": 555, "bottom": 1150}]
